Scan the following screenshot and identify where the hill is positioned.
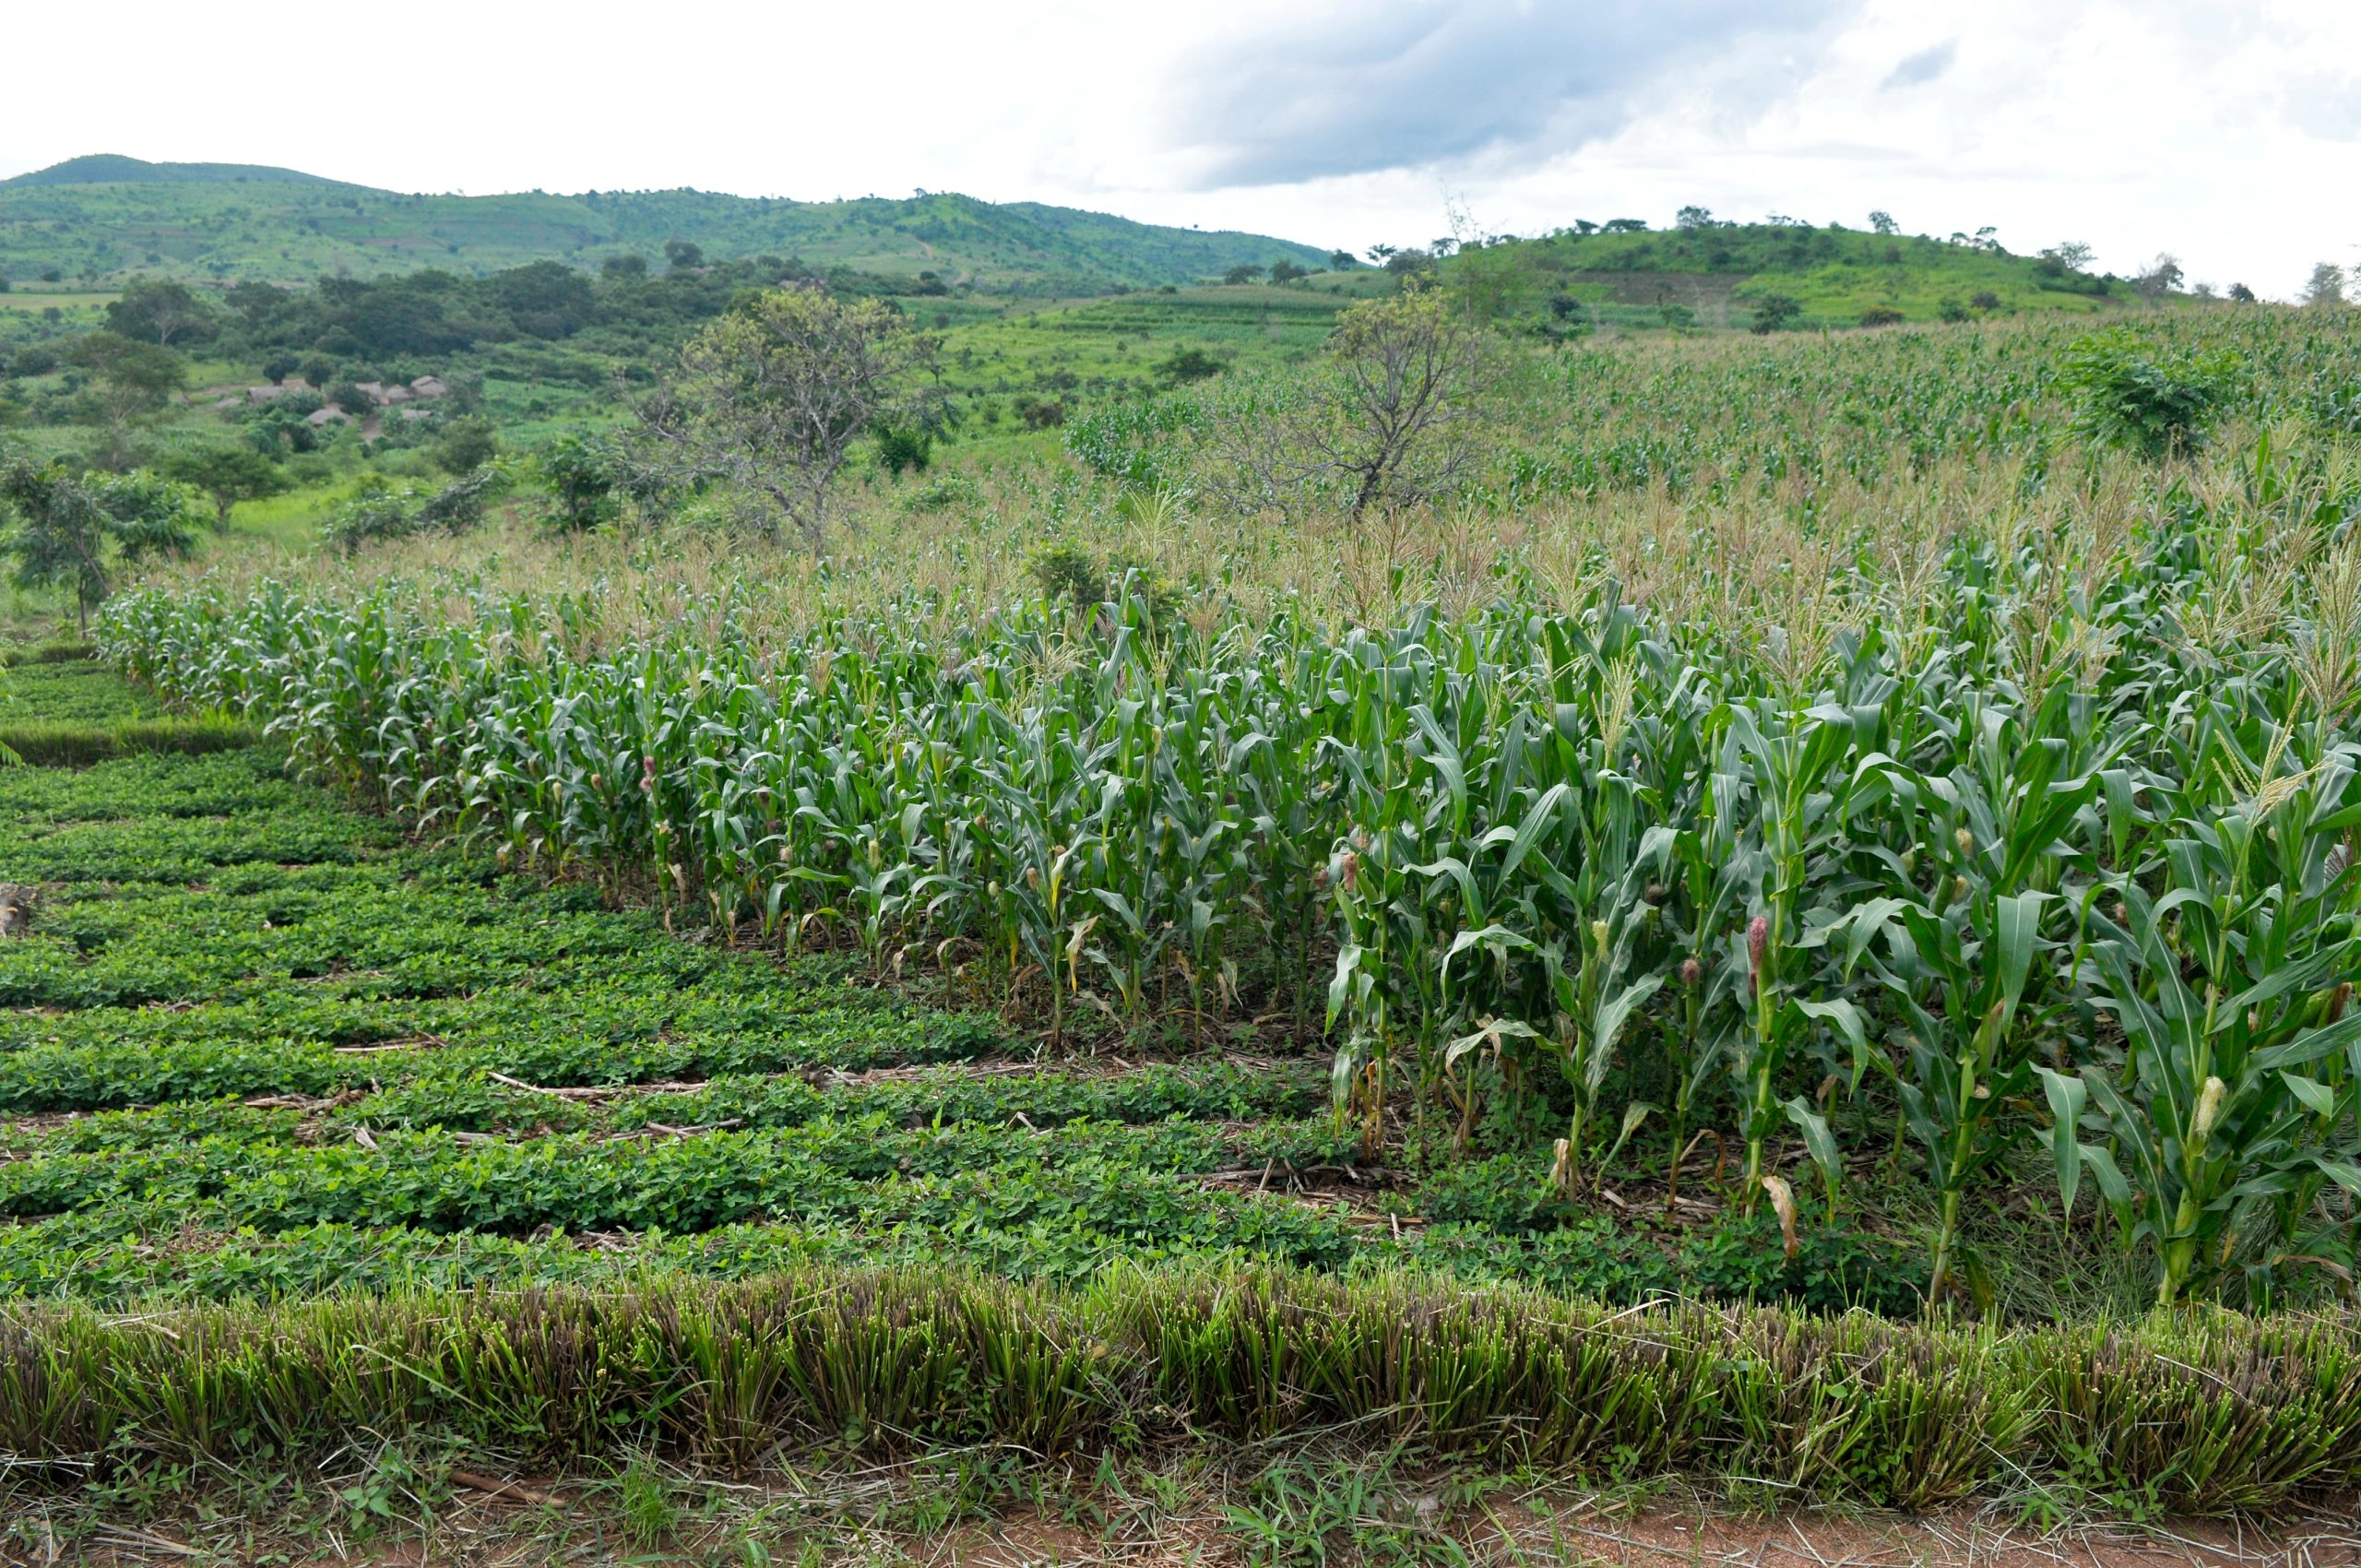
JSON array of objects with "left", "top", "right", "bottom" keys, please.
[
  {"left": 0, "top": 158, "right": 1342, "bottom": 296},
  {"left": 0, "top": 154, "right": 346, "bottom": 189},
  {"left": 1453, "top": 219, "right": 2132, "bottom": 330}
]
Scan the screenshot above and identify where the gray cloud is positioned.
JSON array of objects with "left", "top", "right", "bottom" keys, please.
[
  {"left": 1880, "top": 40, "right": 1958, "bottom": 91},
  {"left": 1164, "top": 0, "right": 1855, "bottom": 189}
]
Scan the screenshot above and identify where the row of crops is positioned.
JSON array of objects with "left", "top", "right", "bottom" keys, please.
[
  {"left": 101, "top": 398, "right": 2361, "bottom": 1311},
  {"left": 4, "top": 703, "right": 1916, "bottom": 1310}
]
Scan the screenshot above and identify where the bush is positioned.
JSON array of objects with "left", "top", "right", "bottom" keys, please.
[
  {"left": 539, "top": 434, "right": 620, "bottom": 530},
  {"left": 900, "top": 472, "right": 981, "bottom": 515},
  {"left": 874, "top": 425, "right": 933, "bottom": 476},
  {"left": 1939, "top": 298, "right": 1972, "bottom": 323},
  {"left": 1030, "top": 543, "right": 1102, "bottom": 611},
  {"left": 1750, "top": 294, "right": 1802, "bottom": 334},
  {"left": 1859, "top": 306, "right": 1905, "bottom": 327},
  {"left": 1014, "top": 396, "right": 1066, "bottom": 430},
  {"left": 2061, "top": 329, "right": 2239, "bottom": 458},
  {"left": 1157, "top": 347, "right": 1225, "bottom": 386},
  {"left": 433, "top": 416, "right": 499, "bottom": 477},
  {"left": 321, "top": 469, "right": 497, "bottom": 552}
]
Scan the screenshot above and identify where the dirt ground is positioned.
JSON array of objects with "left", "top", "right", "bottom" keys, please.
[{"left": 24, "top": 1488, "right": 2359, "bottom": 1568}]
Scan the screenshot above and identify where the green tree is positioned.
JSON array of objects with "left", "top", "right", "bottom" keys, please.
[
  {"left": 64, "top": 332, "right": 187, "bottom": 467},
  {"left": 2302, "top": 263, "right": 2348, "bottom": 308},
  {"left": 1869, "top": 210, "right": 1899, "bottom": 236},
  {"left": 1156, "top": 346, "right": 1225, "bottom": 386},
  {"left": 0, "top": 459, "right": 199, "bottom": 625},
  {"left": 1223, "top": 263, "right": 1265, "bottom": 285},
  {"left": 158, "top": 445, "right": 288, "bottom": 529},
  {"left": 1268, "top": 259, "right": 1308, "bottom": 284},
  {"left": 663, "top": 240, "right": 705, "bottom": 271},
  {"left": 1750, "top": 294, "right": 1803, "bottom": 334},
  {"left": 2133, "top": 254, "right": 2185, "bottom": 303},
  {"left": 635, "top": 290, "right": 937, "bottom": 552},
  {"left": 104, "top": 279, "right": 217, "bottom": 346}
]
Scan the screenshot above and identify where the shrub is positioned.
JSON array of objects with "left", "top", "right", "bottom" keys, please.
[
  {"left": 539, "top": 434, "right": 620, "bottom": 530},
  {"left": 1157, "top": 347, "right": 1225, "bottom": 386},
  {"left": 1859, "top": 306, "right": 1905, "bottom": 327},
  {"left": 874, "top": 424, "right": 933, "bottom": 476},
  {"left": 433, "top": 416, "right": 499, "bottom": 477},
  {"left": 2060, "top": 329, "right": 2238, "bottom": 457}
]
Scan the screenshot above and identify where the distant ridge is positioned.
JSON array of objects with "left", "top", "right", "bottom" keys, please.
[
  {"left": 0, "top": 155, "right": 1342, "bottom": 295},
  {"left": 0, "top": 154, "right": 346, "bottom": 189}
]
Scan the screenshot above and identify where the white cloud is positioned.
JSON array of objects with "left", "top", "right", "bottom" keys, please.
[{"left": 0, "top": 0, "right": 2353, "bottom": 297}]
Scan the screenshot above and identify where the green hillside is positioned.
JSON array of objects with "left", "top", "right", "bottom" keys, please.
[
  {"left": 0, "top": 158, "right": 1341, "bottom": 295},
  {"left": 1453, "top": 219, "right": 2134, "bottom": 330},
  {"left": 0, "top": 154, "right": 342, "bottom": 188}
]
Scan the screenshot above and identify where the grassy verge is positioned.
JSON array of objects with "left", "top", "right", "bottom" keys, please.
[
  {"left": 1, "top": 1265, "right": 2356, "bottom": 1517},
  {"left": 0, "top": 713, "right": 256, "bottom": 766}
]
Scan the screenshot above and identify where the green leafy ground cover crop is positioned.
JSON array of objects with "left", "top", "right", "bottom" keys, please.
[{"left": 0, "top": 662, "right": 1921, "bottom": 1312}]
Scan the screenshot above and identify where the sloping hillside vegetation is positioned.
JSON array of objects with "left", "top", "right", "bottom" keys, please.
[{"left": 0, "top": 157, "right": 1341, "bottom": 293}]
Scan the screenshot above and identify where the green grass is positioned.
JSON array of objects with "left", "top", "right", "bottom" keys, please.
[
  {"left": 933, "top": 282, "right": 1358, "bottom": 419},
  {"left": 0, "top": 714, "right": 256, "bottom": 766},
  {"left": 0, "top": 290, "right": 115, "bottom": 312},
  {"left": 0, "top": 1267, "right": 2355, "bottom": 1516}
]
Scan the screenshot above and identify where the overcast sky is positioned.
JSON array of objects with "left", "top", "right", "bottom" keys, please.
[{"left": 5, "top": 0, "right": 2354, "bottom": 296}]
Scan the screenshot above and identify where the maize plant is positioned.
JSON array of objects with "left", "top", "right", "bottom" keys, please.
[
  {"left": 2055, "top": 732, "right": 2361, "bottom": 1304},
  {"left": 93, "top": 375, "right": 2361, "bottom": 1309}
]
